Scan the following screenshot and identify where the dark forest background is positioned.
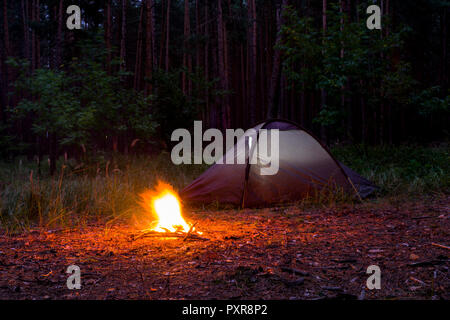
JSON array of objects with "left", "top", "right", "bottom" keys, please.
[{"left": 0, "top": 0, "right": 449, "bottom": 175}]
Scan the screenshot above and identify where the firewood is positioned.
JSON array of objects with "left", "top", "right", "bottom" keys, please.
[
  {"left": 412, "top": 215, "right": 440, "bottom": 220},
  {"left": 183, "top": 222, "right": 198, "bottom": 242},
  {"left": 321, "top": 286, "right": 342, "bottom": 291},
  {"left": 409, "top": 276, "right": 427, "bottom": 286},
  {"left": 281, "top": 277, "right": 305, "bottom": 287},
  {"left": 407, "top": 259, "right": 448, "bottom": 267},
  {"left": 431, "top": 243, "right": 450, "bottom": 250},
  {"left": 280, "top": 267, "right": 309, "bottom": 276},
  {"left": 132, "top": 230, "right": 208, "bottom": 241}
]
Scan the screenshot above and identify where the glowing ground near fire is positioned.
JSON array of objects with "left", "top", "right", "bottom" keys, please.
[{"left": 0, "top": 196, "right": 448, "bottom": 300}]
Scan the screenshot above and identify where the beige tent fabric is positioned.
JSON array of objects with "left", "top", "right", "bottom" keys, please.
[
  {"left": 180, "top": 120, "right": 376, "bottom": 207},
  {"left": 243, "top": 130, "right": 351, "bottom": 207},
  {"left": 179, "top": 126, "right": 260, "bottom": 205}
]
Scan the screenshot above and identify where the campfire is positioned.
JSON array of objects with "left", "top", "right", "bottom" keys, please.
[{"left": 133, "top": 181, "right": 205, "bottom": 241}]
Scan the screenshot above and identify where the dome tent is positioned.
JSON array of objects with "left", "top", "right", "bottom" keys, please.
[{"left": 180, "top": 119, "right": 376, "bottom": 208}]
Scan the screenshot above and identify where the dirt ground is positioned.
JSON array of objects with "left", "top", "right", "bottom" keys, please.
[{"left": 0, "top": 196, "right": 448, "bottom": 300}]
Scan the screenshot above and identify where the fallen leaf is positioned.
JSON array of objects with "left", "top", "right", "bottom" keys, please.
[{"left": 410, "top": 253, "right": 419, "bottom": 260}]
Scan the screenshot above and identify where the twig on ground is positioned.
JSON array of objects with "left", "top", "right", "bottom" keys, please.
[
  {"left": 412, "top": 215, "right": 440, "bottom": 220},
  {"left": 183, "top": 222, "right": 198, "bottom": 242},
  {"left": 409, "top": 276, "right": 427, "bottom": 286},
  {"left": 281, "top": 277, "right": 305, "bottom": 287},
  {"left": 280, "top": 267, "right": 310, "bottom": 276},
  {"left": 132, "top": 230, "right": 208, "bottom": 241},
  {"left": 407, "top": 259, "right": 448, "bottom": 267},
  {"left": 431, "top": 242, "right": 450, "bottom": 250}
]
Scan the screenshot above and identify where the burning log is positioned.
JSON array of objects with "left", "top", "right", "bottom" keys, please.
[{"left": 132, "top": 230, "right": 208, "bottom": 241}]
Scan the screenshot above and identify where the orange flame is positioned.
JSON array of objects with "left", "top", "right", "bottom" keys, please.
[{"left": 139, "top": 181, "right": 192, "bottom": 233}]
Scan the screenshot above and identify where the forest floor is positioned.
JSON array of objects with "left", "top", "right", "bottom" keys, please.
[{"left": 0, "top": 195, "right": 448, "bottom": 300}]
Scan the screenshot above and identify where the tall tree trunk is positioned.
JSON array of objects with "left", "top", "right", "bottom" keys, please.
[
  {"left": 248, "top": 0, "right": 257, "bottom": 125},
  {"left": 355, "top": 0, "right": 366, "bottom": 143},
  {"left": 0, "top": 42, "right": 3, "bottom": 123},
  {"left": 268, "top": 0, "right": 287, "bottom": 118},
  {"left": 49, "top": 133, "right": 57, "bottom": 176},
  {"left": 300, "top": 83, "right": 306, "bottom": 126},
  {"left": 204, "top": 1, "right": 210, "bottom": 127},
  {"left": 440, "top": 7, "right": 448, "bottom": 90},
  {"left": 105, "top": 0, "right": 112, "bottom": 74},
  {"left": 240, "top": 44, "right": 246, "bottom": 127},
  {"left": 238, "top": 0, "right": 246, "bottom": 127},
  {"left": 145, "top": 0, "right": 154, "bottom": 94},
  {"left": 48, "top": 0, "right": 63, "bottom": 175},
  {"left": 360, "top": 80, "right": 367, "bottom": 143},
  {"left": 320, "top": 0, "right": 327, "bottom": 142},
  {"left": 279, "top": 74, "right": 287, "bottom": 118},
  {"left": 300, "top": 0, "right": 308, "bottom": 127},
  {"left": 223, "top": 15, "right": 230, "bottom": 128},
  {"left": 159, "top": 0, "right": 166, "bottom": 69},
  {"left": 346, "top": 1, "right": 352, "bottom": 141},
  {"left": 2, "top": 0, "right": 10, "bottom": 115},
  {"left": 386, "top": 0, "right": 393, "bottom": 144},
  {"left": 151, "top": 0, "right": 156, "bottom": 68},
  {"left": 120, "top": 0, "right": 127, "bottom": 74},
  {"left": 217, "top": 0, "right": 227, "bottom": 129},
  {"left": 339, "top": 0, "right": 345, "bottom": 139},
  {"left": 183, "top": 0, "right": 191, "bottom": 95},
  {"left": 55, "top": 0, "right": 63, "bottom": 68},
  {"left": 195, "top": 0, "right": 203, "bottom": 120},
  {"left": 2, "top": 0, "right": 9, "bottom": 59},
  {"left": 31, "top": 0, "right": 36, "bottom": 71},
  {"left": 22, "top": 0, "right": 30, "bottom": 66},
  {"left": 258, "top": 14, "right": 265, "bottom": 120},
  {"left": 165, "top": 0, "right": 171, "bottom": 72},
  {"left": 134, "top": 4, "right": 144, "bottom": 90},
  {"left": 35, "top": 0, "right": 40, "bottom": 69},
  {"left": 195, "top": 0, "right": 201, "bottom": 72},
  {"left": 379, "top": 0, "right": 385, "bottom": 144},
  {"left": 211, "top": 20, "right": 219, "bottom": 128}
]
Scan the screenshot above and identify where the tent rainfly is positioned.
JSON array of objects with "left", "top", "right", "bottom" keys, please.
[{"left": 180, "top": 119, "right": 377, "bottom": 208}]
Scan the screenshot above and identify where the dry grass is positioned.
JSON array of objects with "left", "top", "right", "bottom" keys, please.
[
  {"left": 0, "top": 145, "right": 448, "bottom": 232},
  {"left": 0, "top": 153, "right": 207, "bottom": 233}
]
